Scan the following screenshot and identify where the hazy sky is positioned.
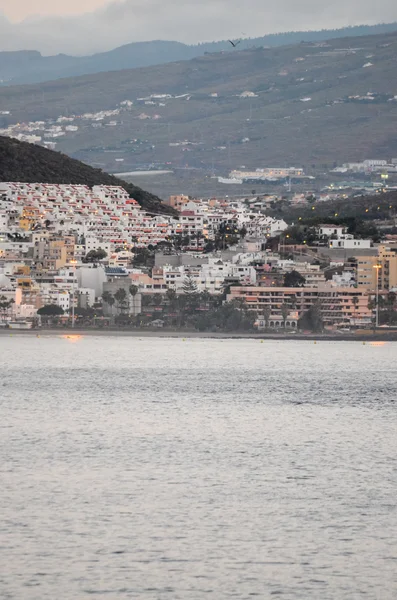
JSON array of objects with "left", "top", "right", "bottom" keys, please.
[
  {"left": 1, "top": 0, "right": 106, "bottom": 21},
  {"left": 1, "top": 0, "right": 397, "bottom": 55}
]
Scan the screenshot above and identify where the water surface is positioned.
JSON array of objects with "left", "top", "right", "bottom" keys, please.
[{"left": 1, "top": 337, "right": 397, "bottom": 599}]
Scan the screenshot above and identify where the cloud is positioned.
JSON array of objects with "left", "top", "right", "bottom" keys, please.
[{"left": 1, "top": 0, "right": 397, "bottom": 55}]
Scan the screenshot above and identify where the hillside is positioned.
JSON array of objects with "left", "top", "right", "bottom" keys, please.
[
  {"left": 0, "top": 136, "right": 175, "bottom": 215},
  {"left": 1, "top": 30, "right": 397, "bottom": 174},
  {"left": 1, "top": 24, "right": 396, "bottom": 86}
]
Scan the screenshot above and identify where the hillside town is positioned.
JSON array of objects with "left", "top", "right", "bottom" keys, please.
[{"left": 1, "top": 181, "right": 397, "bottom": 333}]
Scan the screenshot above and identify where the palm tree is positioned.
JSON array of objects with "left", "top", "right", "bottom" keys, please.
[
  {"left": 114, "top": 288, "right": 128, "bottom": 314},
  {"left": 387, "top": 291, "right": 396, "bottom": 307},
  {"left": 199, "top": 290, "right": 213, "bottom": 310},
  {"left": 128, "top": 284, "right": 139, "bottom": 315},
  {"left": 352, "top": 296, "right": 359, "bottom": 326},
  {"left": 166, "top": 288, "right": 177, "bottom": 303},
  {"left": 194, "top": 231, "right": 203, "bottom": 250},
  {"left": 263, "top": 307, "right": 271, "bottom": 329},
  {"left": 102, "top": 291, "right": 115, "bottom": 318},
  {"left": 281, "top": 303, "right": 289, "bottom": 328}
]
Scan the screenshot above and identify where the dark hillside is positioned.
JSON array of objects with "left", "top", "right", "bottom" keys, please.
[{"left": 0, "top": 136, "right": 176, "bottom": 215}]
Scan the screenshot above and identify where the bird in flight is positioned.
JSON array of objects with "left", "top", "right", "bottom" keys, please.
[{"left": 228, "top": 39, "right": 241, "bottom": 48}]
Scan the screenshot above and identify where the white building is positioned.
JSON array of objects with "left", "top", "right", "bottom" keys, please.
[{"left": 329, "top": 239, "right": 372, "bottom": 249}]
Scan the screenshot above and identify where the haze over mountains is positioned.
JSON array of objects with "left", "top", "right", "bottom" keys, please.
[
  {"left": 1, "top": 28, "right": 397, "bottom": 181},
  {"left": 1, "top": 23, "right": 397, "bottom": 86}
]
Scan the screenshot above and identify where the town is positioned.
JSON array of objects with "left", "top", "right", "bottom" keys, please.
[{"left": 1, "top": 180, "right": 397, "bottom": 333}]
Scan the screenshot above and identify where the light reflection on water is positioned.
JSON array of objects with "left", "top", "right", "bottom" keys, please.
[{"left": 1, "top": 337, "right": 397, "bottom": 599}]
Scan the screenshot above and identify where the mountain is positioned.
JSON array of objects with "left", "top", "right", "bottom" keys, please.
[
  {"left": 1, "top": 23, "right": 397, "bottom": 86},
  {"left": 0, "top": 136, "right": 175, "bottom": 215},
  {"left": 1, "top": 30, "right": 397, "bottom": 175}
]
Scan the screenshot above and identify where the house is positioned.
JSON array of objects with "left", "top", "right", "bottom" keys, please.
[
  {"left": 329, "top": 239, "right": 371, "bottom": 249},
  {"left": 317, "top": 225, "right": 346, "bottom": 238}
]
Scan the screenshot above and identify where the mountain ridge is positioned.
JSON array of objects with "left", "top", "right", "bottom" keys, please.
[
  {"left": 1, "top": 22, "right": 397, "bottom": 86},
  {"left": 1, "top": 29, "right": 397, "bottom": 175}
]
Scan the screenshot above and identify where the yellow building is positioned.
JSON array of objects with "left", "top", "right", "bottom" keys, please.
[
  {"left": 17, "top": 276, "right": 34, "bottom": 291},
  {"left": 353, "top": 245, "right": 397, "bottom": 291},
  {"left": 378, "top": 245, "right": 397, "bottom": 290},
  {"left": 14, "top": 265, "right": 31, "bottom": 276},
  {"left": 19, "top": 206, "right": 40, "bottom": 231},
  {"left": 43, "top": 240, "right": 68, "bottom": 270},
  {"left": 354, "top": 256, "right": 378, "bottom": 290}
]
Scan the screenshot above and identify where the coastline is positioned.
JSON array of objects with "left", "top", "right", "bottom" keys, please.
[{"left": 1, "top": 328, "right": 397, "bottom": 342}]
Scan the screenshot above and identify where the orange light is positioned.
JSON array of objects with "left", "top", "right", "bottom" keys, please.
[{"left": 60, "top": 334, "right": 83, "bottom": 343}]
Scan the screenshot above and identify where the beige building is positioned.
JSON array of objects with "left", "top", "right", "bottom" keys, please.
[
  {"left": 43, "top": 240, "right": 68, "bottom": 270},
  {"left": 165, "top": 195, "right": 190, "bottom": 211},
  {"left": 353, "top": 245, "right": 397, "bottom": 291},
  {"left": 228, "top": 286, "right": 372, "bottom": 328},
  {"left": 33, "top": 235, "right": 75, "bottom": 271}
]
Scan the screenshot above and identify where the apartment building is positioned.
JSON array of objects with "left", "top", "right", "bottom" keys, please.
[
  {"left": 165, "top": 195, "right": 190, "bottom": 211},
  {"left": 352, "top": 245, "right": 397, "bottom": 291},
  {"left": 228, "top": 286, "right": 372, "bottom": 327}
]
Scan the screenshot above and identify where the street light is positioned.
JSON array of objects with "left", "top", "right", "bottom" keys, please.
[
  {"left": 70, "top": 259, "right": 77, "bottom": 329},
  {"left": 373, "top": 264, "right": 382, "bottom": 328}
]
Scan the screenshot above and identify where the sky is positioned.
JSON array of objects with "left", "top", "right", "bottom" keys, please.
[{"left": 1, "top": 0, "right": 397, "bottom": 55}]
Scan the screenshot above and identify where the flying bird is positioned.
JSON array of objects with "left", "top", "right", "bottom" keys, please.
[{"left": 228, "top": 39, "right": 241, "bottom": 48}]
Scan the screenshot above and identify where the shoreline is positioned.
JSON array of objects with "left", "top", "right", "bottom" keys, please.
[{"left": 1, "top": 328, "right": 397, "bottom": 342}]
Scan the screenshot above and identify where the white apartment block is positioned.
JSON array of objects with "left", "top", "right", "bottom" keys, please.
[{"left": 329, "top": 239, "right": 372, "bottom": 249}]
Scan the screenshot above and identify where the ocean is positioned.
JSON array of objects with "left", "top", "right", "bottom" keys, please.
[{"left": 1, "top": 336, "right": 397, "bottom": 599}]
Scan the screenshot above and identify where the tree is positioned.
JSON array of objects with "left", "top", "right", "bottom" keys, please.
[
  {"left": 74, "top": 306, "right": 95, "bottom": 319},
  {"left": 194, "top": 231, "right": 204, "bottom": 249},
  {"left": 37, "top": 304, "right": 64, "bottom": 316},
  {"left": 289, "top": 294, "right": 298, "bottom": 310},
  {"left": 156, "top": 240, "right": 173, "bottom": 254},
  {"left": 352, "top": 296, "right": 359, "bottom": 325},
  {"left": 133, "top": 248, "right": 154, "bottom": 268},
  {"left": 182, "top": 275, "right": 198, "bottom": 295},
  {"left": 199, "top": 290, "right": 214, "bottom": 310},
  {"left": 283, "top": 270, "right": 306, "bottom": 288},
  {"left": 102, "top": 291, "right": 115, "bottom": 317},
  {"left": 129, "top": 284, "right": 138, "bottom": 298},
  {"left": 84, "top": 248, "right": 107, "bottom": 263},
  {"left": 240, "top": 226, "right": 248, "bottom": 239},
  {"left": 263, "top": 307, "right": 271, "bottom": 329},
  {"left": 37, "top": 304, "right": 64, "bottom": 324},
  {"left": 0, "top": 295, "right": 14, "bottom": 320},
  {"left": 281, "top": 303, "right": 289, "bottom": 328},
  {"left": 128, "top": 285, "right": 140, "bottom": 318},
  {"left": 114, "top": 288, "right": 128, "bottom": 314},
  {"left": 387, "top": 291, "right": 396, "bottom": 307},
  {"left": 298, "top": 302, "right": 323, "bottom": 332},
  {"left": 203, "top": 239, "right": 215, "bottom": 253},
  {"left": 166, "top": 288, "right": 177, "bottom": 304}
]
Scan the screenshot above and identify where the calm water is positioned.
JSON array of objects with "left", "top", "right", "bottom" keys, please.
[{"left": 1, "top": 336, "right": 397, "bottom": 599}]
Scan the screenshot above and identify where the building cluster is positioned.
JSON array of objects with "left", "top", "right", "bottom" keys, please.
[
  {"left": 1, "top": 181, "right": 396, "bottom": 330},
  {"left": 332, "top": 158, "right": 397, "bottom": 174},
  {"left": 0, "top": 182, "right": 286, "bottom": 327},
  {"left": 0, "top": 102, "right": 134, "bottom": 148},
  {"left": 220, "top": 167, "right": 311, "bottom": 185}
]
